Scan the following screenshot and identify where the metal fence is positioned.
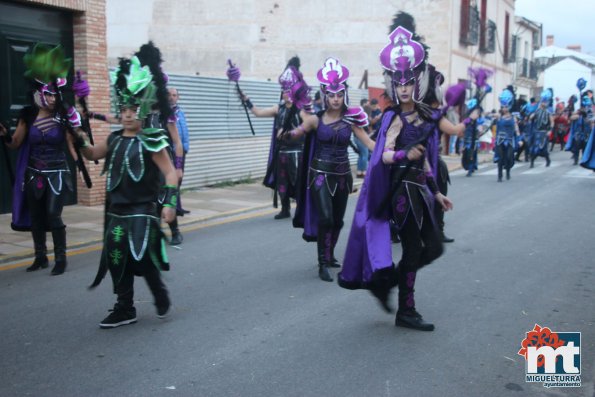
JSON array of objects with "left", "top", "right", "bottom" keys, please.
[{"left": 167, "top": 74, "right": 367, "bottom": 189}]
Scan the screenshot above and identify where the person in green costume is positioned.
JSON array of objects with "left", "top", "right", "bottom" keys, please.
[{"left": 75, "top": 56, "right": 178, "bottom": 329}]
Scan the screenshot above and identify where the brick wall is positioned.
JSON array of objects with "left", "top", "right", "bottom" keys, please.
[{"left": 22, "top": 0, "right": 109, "bottom": 206}]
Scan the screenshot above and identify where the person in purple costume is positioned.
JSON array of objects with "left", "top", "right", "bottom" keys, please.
[
  {"left": 240, "top": 57, "right": 308, "bottom": 220},
  {"left": 338, "top": 20, "right": 467, "bottom": 331},
  {"left": 285, "top": 57, "right": 375, "bottom": 282},
  {"left": 0, "top": 44, "right": 83, "bottom": 275}
]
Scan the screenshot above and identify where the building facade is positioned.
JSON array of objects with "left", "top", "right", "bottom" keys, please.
[{"left": 107, "top": 0, "right": 518, "bottom": 109}]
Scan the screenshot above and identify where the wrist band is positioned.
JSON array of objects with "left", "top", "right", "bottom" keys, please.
[
  {"left": 160, "top": 185, "right": 178, "bottom": 208},
  {"left": 426, "top": 172, "right": 439, "bottom": 194},
  {"left": 290, "top": 125, "right": 304, "bottom": 137},
  {"left": 392, "top": 150, "right": 407, "bottom": 162},
  {"left": 463, "top": 117, "right": 472, "bottom": 126},
  {"left": 91, "top": 113, "right": 107, "bottom": 122},
  {"left": 245, "top": 99, "right": 254, "bottom": 110},
  {"left": 74, "top": 133, "right": 89, "bottom": 148},
  {"left": 174, "top": 156, "right": 184, "bottom": 169}
]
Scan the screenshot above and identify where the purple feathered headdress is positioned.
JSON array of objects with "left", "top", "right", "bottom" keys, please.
[
  {"left": 278, "top": 57, "right": 311, "bottom": 110},
  {"left": 379, "top": 22, "right": 429, "bottom": 104},
  {"left": 316, "top": 57, "right": 350, "bottom": 108}
]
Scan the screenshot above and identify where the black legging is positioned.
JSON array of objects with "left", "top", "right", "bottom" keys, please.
[
  {"left": 25, "top": 179, "right": 66, "bottom": 231},
  {"left": 395, "top": 205, "right": 443, "bottom": 312},
  {"left": 310, "top": 174, "right": 351, "bottom": 266},
  {"left": 497, "top": 143, "right": 514, "bottom": 179},
  {"left": 114, "top": 261, "right": 169, "bottom": 310}
]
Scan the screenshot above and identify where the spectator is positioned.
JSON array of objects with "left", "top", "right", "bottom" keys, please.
[{"left": 168, "top": 87, "right": 190, "bottom": 216}]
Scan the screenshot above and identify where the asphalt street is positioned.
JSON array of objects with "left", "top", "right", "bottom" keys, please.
[{"left": 0, "top": 150, "right": 593, "bottom": 397}]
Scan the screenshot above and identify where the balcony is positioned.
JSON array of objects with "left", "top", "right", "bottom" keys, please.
[
  {"left": 460, "top": 5, "right": 479, "bottom": 46},
  {"left": 505, "top": 34, "right": 517, "bottom": 64},
  {"left": 480, "top": 20, "right": 496, "bottom": 53},
  {"left": 517, "top": 58, "right": 538, "bottom": 80}
]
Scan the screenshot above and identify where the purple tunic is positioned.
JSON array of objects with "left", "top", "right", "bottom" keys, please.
[{"left": 293, "top": 116, "right": 352, "bottom": 241}]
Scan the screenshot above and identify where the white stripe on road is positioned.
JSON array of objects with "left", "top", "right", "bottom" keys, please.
[{"left": 565, "top": 167, "right": 595, "bottom": 178}]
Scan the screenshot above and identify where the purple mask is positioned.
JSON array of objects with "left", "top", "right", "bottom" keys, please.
[
  {"left": 34, "top": 80, "right": 64, "bottom": 109},
  {"left": 278, "top": 65, "right": 311, "bottom": 109},
  {"left": 317, "top": 58, "right": 350, "bottom": 108},
  {"left": 379, "top": 27, "right": 425, "bottom": 84},
  {"left": 379, "top": 27, "right": 427, "bottom": 104},
  {"left": 317, "top": 57, "right": 349, "bottom": 93}
]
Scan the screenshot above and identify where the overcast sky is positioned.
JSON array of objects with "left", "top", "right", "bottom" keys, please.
[{"left": 515, "top": 0, "right": 595, "bottom": 55}]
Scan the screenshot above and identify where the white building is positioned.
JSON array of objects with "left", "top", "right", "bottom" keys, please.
[{"left": 535, "top": 39, "right": 595, "bottom": 104}]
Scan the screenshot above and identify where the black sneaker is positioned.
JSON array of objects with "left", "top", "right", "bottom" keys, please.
[
  {"left": 395, "top": 309, "right": 434, "bottom": 331},
  {"left": 156, "top": 299, "right": 171, "bottom": 319},
  {"left": 273, "top": 210, "right": 290, "bottom": 220},
  {"left": 170, "top": 231, "right": 183, "bottom": 246},
  {"left": 99, "top": 307, "right": 137, "bottom": 329}
]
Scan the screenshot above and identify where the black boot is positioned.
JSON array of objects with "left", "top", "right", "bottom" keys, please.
[
  {"left": 395, "top": 309, "right": 435, "bottom": 331},
  {"left": 50, "top": 228, "right": 67, "bottom": 276},
  {"left": 274, "top": 206, "right": 290, "bottom": 219},
  {"left": 328, "top": 228, "right": 341, "bottom": 268},
  {"left": 169, "top": 220, "right": 183, "bottom": 245},
  {"left": 497, "top": 165, "right": 503, "bottom": 182},
  {"left": 395, "top": 269, "right": 435, "bottom": 331},
  {"left": 506, "top": 168, "right": 511, "bottom": 180},
  {"left": 274, "top": 196, "right": 291, "bottom": 219},
  {"left": 26, "top": 229, "right": 49, "bottom": 272},
  {"left": 316, "top": 226, "right": 333, "bottom": 282}
]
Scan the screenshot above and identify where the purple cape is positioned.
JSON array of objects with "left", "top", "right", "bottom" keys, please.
[
  {"left": 11, "top": 137, "right": 31, "bottom": 231},
  {"left": 263, "top": 121, "right": 278, "bottom": 190},
  {"left": 337, "top": 111, "right": 397, "bottom": 289},
  {"left": 292, "top": 127, "right": 318, "bottom": 241}
]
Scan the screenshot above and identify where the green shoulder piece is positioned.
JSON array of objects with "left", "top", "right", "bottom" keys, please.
[{"left": 138, "top": 128, "right": 170, "bottom": 152}]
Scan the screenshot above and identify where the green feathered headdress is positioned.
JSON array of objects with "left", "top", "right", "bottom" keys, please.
[
  {"left": 23, "top": 43, "right": 72, "bottom": 85},
  {"left": 110, "top": 56, "right": 158, "bottom": 120}
]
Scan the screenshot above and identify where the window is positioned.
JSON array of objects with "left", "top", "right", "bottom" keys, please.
[
  {"left": 503, "top": 12, "right": 510, "bottom": 62},
  {"left": 460, "top": 0, "right": 480, "bottom": 45}
]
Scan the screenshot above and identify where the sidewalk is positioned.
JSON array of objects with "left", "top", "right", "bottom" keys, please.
[{"left": 0, "top": 153, "right": 491, "bottom": 267}]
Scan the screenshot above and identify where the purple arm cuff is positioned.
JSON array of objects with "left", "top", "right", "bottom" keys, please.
[
  {"left": 463, "top": 117, "right": 472, "bottom": 126},
  {"left": 392, "top": 150, "right": 407, "bottom": 163},
  {"left": 174, "top": 156, "right": 184, "bottom": 170}
]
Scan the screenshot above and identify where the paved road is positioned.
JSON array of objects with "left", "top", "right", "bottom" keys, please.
[{"left": 0, "top": 150, "right": 593, "bottom": 397}]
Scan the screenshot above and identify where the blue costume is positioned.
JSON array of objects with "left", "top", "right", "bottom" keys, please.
[
  {"left": 566, "top": 110, "right": 592, "bottom": 165},
  {"left": 529, "top": 106, "right": 552, "bottom": 167}
]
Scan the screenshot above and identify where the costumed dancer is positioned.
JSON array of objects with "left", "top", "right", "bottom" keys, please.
[
  {"left": 461, "top": 99, "right": 481, "bottom": 177},
  {"left": 287, "top": 57, "right": 374, "bottom": 282},
  {"left": 338, "top": 21, "right": 459, "bottom": 331},
  {"left": 494, "top": 90, "right": 520, "bottom": 181},
  {"left": 233, "top": 57, "right": 310, "bottom": 219},
  {"left": 427, "top": 62, "right": 483, "bottom": 242},
  {"left": 134, "top": 42, "right": 185, "bottom": 245},
  {"left": 566, "top": 95, "right": 593, "bottom": 165},
  {"left": 76, "top": 56, "right": 176, "bottom": 328},
  {"left": 551, "top": 102, "right": 569, "bottom": 152},
  {"left": 515, "top": 100, "right": 537, "bottom": 162},
  {"left": 0, "top": 44, "right": 87, "bottom": 275},
  {"left": 529, "top": 89, "right": 553, "bottom": 168},
  {"left": 580, "top": 120, "right": 595, "bottom": 170}
]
